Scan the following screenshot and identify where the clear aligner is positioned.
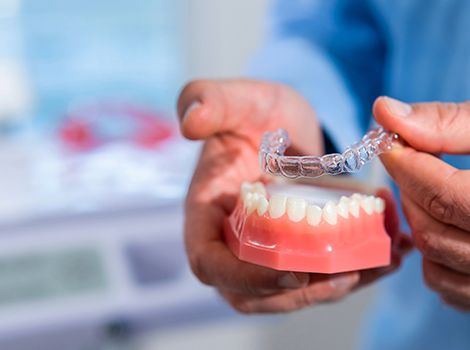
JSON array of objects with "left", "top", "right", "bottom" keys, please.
[{"left": 259, "top": 127, "right": 398, "bottom": 179}]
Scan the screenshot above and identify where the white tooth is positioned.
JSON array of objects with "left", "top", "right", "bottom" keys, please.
[
  {"left": 374, "top": 197, "right": 385, "bottom": 213},
  {"left": 269, "top": 195, "right": 287, "bottom": 219},
  {"left": 340, "top": 196, "right": 350, "bottom": 204},
  {"left": 322, "top": 201, "right": 338, "bottom": 225},
  {"left": 337, "top": 201, "right": 349, "bottom": 219},
  {"left": 241, "top": 182, "right": 254, "bottom": 201},
  {"left": 257, "top": 196, "right": 269, "bottom": 216},
  {"left": 243, "top": 192, "right": 253, "bottom": 209},
  {"left": 351, "top": 193, "right": 363, "bottom": 202},
  {"left": 253, "top": 182, "right": 267, "bottom": 196},
  {"left": 361, "top": 196, "right": 375, "bottom": 215},
  {"left": 349, "top": 199, "right": 360, "bottom": 218},
  {"left": 246, "top": 193, "right": 260, "bottom": 215},
  {"left": 307, "top": 205, "right": 322, "bottom": 226},
  {"left": 286, "top": 197, "right": 307, "bottom": 222}
]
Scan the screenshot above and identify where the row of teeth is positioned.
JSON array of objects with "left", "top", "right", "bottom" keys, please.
[{"left": 241, "top": 182, "right": 385, "bottom": 226}]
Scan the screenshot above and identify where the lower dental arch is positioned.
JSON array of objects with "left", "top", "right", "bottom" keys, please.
[
  {"left": 259, "top": 127, "right": 398, "bottom": 179},
  {"left": 241, "top": 182, "right": 385, "bottom": 226}
]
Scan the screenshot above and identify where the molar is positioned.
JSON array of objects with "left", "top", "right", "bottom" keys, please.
[{"left": 286, "top": 197, "right": 307, "bottom": 222}]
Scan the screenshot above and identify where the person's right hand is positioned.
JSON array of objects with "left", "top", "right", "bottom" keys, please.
[{"left": 177, "top": 79, "right": 411, "bottom": 313}]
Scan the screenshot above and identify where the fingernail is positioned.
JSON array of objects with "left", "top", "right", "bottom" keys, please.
[
  {"left": 384, "top": 97, "right": 412, "bottom": 117},
  {"left": 278, "top": 272, "right": 309, "bottom": 289},
  {"left": 183, "top": 101, "right": 202, "bottom": 122},
  {"left": 329, "top": 274, "right": 358, "bottom": 291}
]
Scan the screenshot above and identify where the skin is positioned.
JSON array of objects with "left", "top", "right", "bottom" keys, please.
[
  {"left": 374, "top": 97, "right": 470, "bottom": 312},
  {"left": 177, "top": 79, "right": 411, "bottom": 314}
]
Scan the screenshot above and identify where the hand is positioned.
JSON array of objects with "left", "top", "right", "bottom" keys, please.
[
  {"left": 374, "top": 97, "right": 470, "bottom": 311},
  {"left": 177, "top": 80, "right": 410, "bottom": 313}
]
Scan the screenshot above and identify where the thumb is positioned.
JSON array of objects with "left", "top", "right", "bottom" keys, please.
[
  {"left": 176, "top": 79, "right": 281, "bottom": 141},
  {"left": 373, "top": 96, "right": 470, "bottom": 154},
  {"left": 176, "top": 79, "right": 323, "bottom": 156}
]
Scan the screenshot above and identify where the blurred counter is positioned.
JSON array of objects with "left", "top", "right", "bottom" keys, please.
[{"left": 0, "top": 135, "right": 235, "bottom": 350}]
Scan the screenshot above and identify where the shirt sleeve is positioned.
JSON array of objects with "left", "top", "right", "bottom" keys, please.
[{"left": 248, "top": 0, "right": 387, "bottom": 152}]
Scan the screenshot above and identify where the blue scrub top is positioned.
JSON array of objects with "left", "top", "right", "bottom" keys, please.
[{"left": 249, "top": 1, "right": 470, "bottom": 349}]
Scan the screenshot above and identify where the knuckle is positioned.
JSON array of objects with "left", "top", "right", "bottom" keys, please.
[
  {"left": 292, "top": 282, "right": 337, "bottom": 309},
  {"left": 421, "top": 168, "right": 470, "bottom": 227},
  {"left": 436, "top": 102, "right": 461, "bottom": 132},
  {"left": 426, "top": 190, "right": 454, "bottom": 223},
  {"left": 413, "top": 228, "right": 440, "bottom": 260},
  {"left": 291, "top": 289, "right": 314, "bottom": 310},
  {"left": 287, "top": 289, "right": 314, "bottom": 310}
]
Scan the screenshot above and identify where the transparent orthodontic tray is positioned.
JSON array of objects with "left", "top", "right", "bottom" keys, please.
[{"left": 259, "top": 127, "right": 398, "bottom": 179}]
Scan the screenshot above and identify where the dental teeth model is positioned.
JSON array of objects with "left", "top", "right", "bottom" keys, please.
[
  {"left": 259, "top": 127, "right": 398, "bottom": 178},
  {"left": 224, "top": 182, "right": 391, "bottom": 273}
]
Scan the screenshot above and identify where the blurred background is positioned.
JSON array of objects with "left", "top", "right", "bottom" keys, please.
[{"left": 0, "top": 1, "right": 377, "bottom": 349}]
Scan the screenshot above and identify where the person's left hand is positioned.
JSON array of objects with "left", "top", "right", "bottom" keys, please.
[{"left": 373, "top": 97, "right": 470, "bottom": 311}]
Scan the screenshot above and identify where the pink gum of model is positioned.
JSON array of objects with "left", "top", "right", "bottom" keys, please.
[{"left": 224, "top": 182, "right": 391, "bottom": 274}]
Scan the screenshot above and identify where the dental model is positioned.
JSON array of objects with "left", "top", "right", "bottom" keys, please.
[
  {"left": 260, "top": 127, "right": 398, "bottom": 178},
  {"left": 224, "top": 181, "right": 390, "bottom": 273}
]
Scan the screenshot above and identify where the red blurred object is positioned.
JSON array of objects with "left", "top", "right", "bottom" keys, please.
[{"left": 59, "top": 102, "right": 174, "bottom": 151}]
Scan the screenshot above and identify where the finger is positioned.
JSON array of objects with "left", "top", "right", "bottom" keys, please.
[
  {"left": 401, "top": 194, "right": 470, "bottom": 274},
  {"left": 357, "top": 233, "right": 412, "bottom": 287},
  {"left": 375, "top": 188, "right": 401, "bottom": 243},
  {"left": 441, "top": 295, "right": 470, "bottom": 312},
  {"left": 184, "top": 136, "right": 305, "bottom": 296},
  {"left": 375, "top": 187, "right": 414, "bottom": 254},
  {"left": 176, "top": 79, "right": 323, "bottom": 154},
  {"left": 423, "top": 259, "right": 470, "bottom": 304},
  {"left": 220, "top": 272, "right": 359, "bottom": 314},
  {"left": 177, "top": 79, "right": 270, "bottom": 140},
  {"left": 185, "top": 200, "right": 309, "bottom": 296},
  {"left": 222, "top": 234, "right": 413, "bottom": 313},
  {"left": 373, "top": 96, "right": 470, "bottom": 153},
  {"left": 380, "top": 145, "right": 470, "bottom": 231}
]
